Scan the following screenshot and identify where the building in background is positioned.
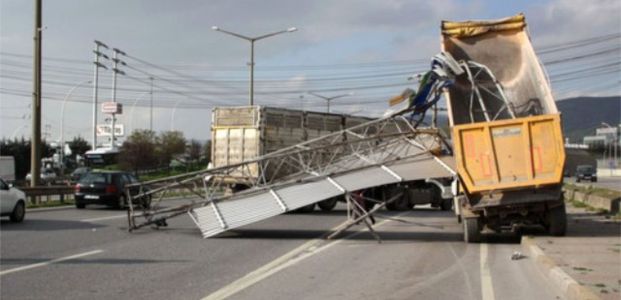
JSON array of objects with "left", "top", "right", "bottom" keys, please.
[{"left": 583, "top": 124, "right": 621, "bottom": 176}]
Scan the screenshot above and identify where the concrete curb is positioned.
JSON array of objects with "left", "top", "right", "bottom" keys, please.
[
  {"left": 27, "top": 205, "right": 75, "bottom": 213},
  {"left": 521, "top": 236, "right": 601, "bottom": 300},
  {"left": 26, "top": 195, "right": 190, "bottom": 213}
]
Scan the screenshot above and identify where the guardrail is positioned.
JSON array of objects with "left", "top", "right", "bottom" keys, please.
[{"left": 20, "top": 185, "right": 75, "bottom": 204}]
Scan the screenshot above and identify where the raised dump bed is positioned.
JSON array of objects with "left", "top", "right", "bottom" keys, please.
[{"left": 442, "top": 14, "right": 567, "bottom": 242}]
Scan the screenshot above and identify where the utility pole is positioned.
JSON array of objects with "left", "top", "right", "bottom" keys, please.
[
  {"left": 30, "top": 0, "right": 42, "bottom": 187},
  {"left": 149, "top": 76, "right": 154, "bottom": 131},
  {"left": 92, "top": 40, "right": 109, "bottom": 150},
  {"left": 110, "top": 48, "right": 126, "bottom": 149}
]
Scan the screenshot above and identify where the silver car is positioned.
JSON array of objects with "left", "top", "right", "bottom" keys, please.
[{"left": 0, "top": 178, "right": 26, "bottom": 222}]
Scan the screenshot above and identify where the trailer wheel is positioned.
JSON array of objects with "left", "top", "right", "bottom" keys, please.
[
  {"left": 440, "top": 198, "right": 452, "bottom": 211},
  {"left": 463, "top": 217, "right": 481, "bottom": 243},
  {"left": 318, "top": 198, "right": 337, "bottom": 211},
  {"left": 546, "top": 204, "right": 567, "bottom": 236},
  {"left": 385, "top": 187, "right": 408, "bottom": 211}
]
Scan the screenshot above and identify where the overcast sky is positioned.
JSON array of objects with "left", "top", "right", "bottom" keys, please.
[{"left": 1, "top": 0, "right": 620, "bottom": 144}]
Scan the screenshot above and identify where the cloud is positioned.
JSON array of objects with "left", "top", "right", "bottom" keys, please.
[{"left": 527, "top": 0, "right": 621, "bottom": 45}]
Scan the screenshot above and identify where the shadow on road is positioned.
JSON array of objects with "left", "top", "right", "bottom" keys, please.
[
  {"left": 214, "top": 228, "right": 464, "bottom": 242},
  {"left": 0, "top": 219, "right": 106, "bottom": 231}
]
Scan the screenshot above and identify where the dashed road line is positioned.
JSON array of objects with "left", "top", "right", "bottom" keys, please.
[{"left": 0, "top": 249, "right": 104, "bottom": 276}]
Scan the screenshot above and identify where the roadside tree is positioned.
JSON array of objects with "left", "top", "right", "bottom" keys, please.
[
  {"left": 119, "top": 130, "right": 159, "bottom": 173},
  {"left": 158, "top": 131, "right": 186, "bottom": 166}
]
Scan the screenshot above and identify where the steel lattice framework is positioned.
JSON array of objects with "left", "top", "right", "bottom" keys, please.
[{"left": 125, "top": 108, "right": 451, "bottom": 232}]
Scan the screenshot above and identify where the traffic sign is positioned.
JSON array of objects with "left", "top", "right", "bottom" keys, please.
[{"left": 102, "top": 102, "right": 123, "bottom": 114}]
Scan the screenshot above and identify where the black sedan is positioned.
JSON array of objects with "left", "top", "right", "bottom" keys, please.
[{"left": 74, "top": 171, "right": 150, "bottom": 209}]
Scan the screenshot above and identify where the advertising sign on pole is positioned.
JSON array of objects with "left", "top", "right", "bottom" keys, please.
[
  {"left": 96, "top": 124, "right": 124, "bottom": 137},
  {"left": 102, "top": 102, "right": 123, "bottom": 114}
]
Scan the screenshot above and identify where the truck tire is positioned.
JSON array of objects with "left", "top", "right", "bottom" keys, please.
[
  {"left": 463, "top": 217, "right": 481, "bottom": 243},
  {"left": 10, "top": 201, "right": 25, "bottom": 222},
  {"left": 318, "top": 198, "right": 337, "bottom": 211},
  {"left": 547, "top": 204, "right": 567, "bottom": 236},
  {"left": 388, "top": 192, "right": 410, "bottom": 211},
  {"left": 440, "top": 198, "right": 452, "bottom": 211}
]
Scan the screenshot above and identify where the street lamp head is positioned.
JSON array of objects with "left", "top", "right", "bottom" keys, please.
[
  {"left": 211, "top": 26, "right": 220, "bottom": 31},
  {"left": 287, "top": 27, "right": 297, "bottom": 32}
]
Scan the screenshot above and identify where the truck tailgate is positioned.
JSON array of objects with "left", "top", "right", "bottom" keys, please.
[{"left": 453, "top": 114, "right": 565, "bottom": 193}]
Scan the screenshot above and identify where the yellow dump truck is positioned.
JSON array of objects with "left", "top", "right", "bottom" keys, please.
[{"left": 442, "top": 14, "right": 567, "bottom": 242}]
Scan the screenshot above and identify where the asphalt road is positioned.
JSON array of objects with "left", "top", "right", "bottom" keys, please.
[
  {"left": 566, "top": 176, "right": 621, "bottom": 191},
  {"left": 1, "top": 199, "right": 564, "bottom": 300}
]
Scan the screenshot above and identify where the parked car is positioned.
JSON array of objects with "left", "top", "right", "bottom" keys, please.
[
  {"left": 0, "top": 178, "right": 26, "bottom": 222},
  {"left": 575, "top": 165, "right": 597, "bottom": 182},
  {"left": 74, "top": 171, "right": 150, "bottom": 209},
  {"left": 70, "top": 167, "right": 91, "bottom": 183},
  {"left": 25, "top": 168, "right": 57, "bottom": 184}
]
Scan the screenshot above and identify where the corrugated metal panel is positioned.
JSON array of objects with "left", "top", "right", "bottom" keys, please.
[
  {"left": 387, "top": 156, "right": 454, "bottom": 180},
  {"left": 276, "top": 180, "right": 342, "bottom": 210},
  {"left": 190, "top": 192, "right": 282, "bottom": 238},
  {"left": 189, "top": 150, "right": 455, "bottom": 239},
  {"left": 333, "top": 166, "right": 399, "bottom": 191}
]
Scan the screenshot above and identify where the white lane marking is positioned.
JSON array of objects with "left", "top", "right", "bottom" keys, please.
[
  {"left": 0, "top": 249, "right": 104, "bottom": 276},
  {"left": 480, "top": 243, "right": 495, "bottom": 300},
  {"left": 202, "top": 212, "right": 408, "bottom": 300}
]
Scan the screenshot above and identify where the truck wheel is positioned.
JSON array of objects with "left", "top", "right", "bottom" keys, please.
[
  {"left": 440, "top": 198, "right": 452, "bottom": 211},
  {"left": 318, "top": 198, "right": 337, "bottom": 211},
  {"left": 10, "top": 201, "right": 25, "bottom": 222},
  {"left": 463, "top": 217, "right": 481, "bottom": 243},
  {"left": 547, "top": 204, "right": 567, "bottom": 236},
  {"left": 395, "top": 196, "right": 410, "bottom": 211}
]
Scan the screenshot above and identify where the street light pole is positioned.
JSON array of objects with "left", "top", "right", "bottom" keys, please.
[
  {"left": 307, "top": 92, "right": 354, "bottom": 113},
  {"left": 129, "top": 91, "right": 149, "bottom": 133},
  {"left": 211, "top": 26, "right": 297, "bottom": 106},
  {"left": 170, "top": 99, "right": 183, "bottom": 131},
  {"left": 149, "top": 77, "right": 154, "bottom": 131},
  {"left": 60, "top": 80, "right": 91, "bottom": 175}
]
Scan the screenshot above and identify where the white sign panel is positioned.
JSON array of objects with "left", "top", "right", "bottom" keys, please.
[
  {"left": 102, "top": 102, "right": 123, "bottom": 114},
  {"left": 96, "top": 124, "right": 125, "bottom": 137}
]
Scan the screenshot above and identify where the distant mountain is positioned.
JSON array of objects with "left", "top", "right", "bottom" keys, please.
[{"left": 557, "top": 96, "right": 621, "bottom": 143}]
